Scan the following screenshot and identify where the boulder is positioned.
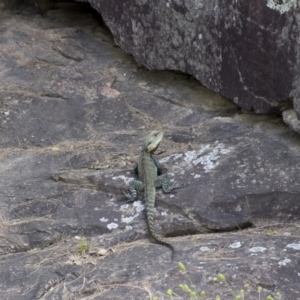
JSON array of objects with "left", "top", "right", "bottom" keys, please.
[{"left": 86, "top": 0, "right": 299, "bottom": 116}]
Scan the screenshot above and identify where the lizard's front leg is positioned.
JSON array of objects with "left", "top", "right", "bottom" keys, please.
[{"left": 123, "top": 180, "right": 144, "bottom": 202}]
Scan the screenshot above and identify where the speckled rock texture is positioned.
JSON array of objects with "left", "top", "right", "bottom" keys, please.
[
  {"left": 1, "top": 2, "right": 300, "bottom": 300},
  {"left": 85, "top": 0, "right": 300, "bottom": 123},
  {"left": 5, "top": 0, "right": 300, "bottom": 132}
]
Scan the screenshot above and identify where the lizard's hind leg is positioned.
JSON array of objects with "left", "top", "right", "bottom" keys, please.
[
  {"left": 123, "top": 180, "right": 144, "bottom": 202},
  {"left": 156, "top": 175, "right": 185, "bottom": 193}
]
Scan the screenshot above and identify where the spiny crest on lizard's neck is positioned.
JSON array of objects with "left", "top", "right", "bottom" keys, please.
[{"left": 143, "top": 131, "right": 164, "bottom": 153}]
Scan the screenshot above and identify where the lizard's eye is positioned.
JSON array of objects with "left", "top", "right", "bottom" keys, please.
[{"left": 147, "top": 142, "right": 151, "bottom": 146}]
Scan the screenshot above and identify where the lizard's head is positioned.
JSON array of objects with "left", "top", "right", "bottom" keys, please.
[{"left": 144, "top": 131, "right": 164, "bottom": 153}]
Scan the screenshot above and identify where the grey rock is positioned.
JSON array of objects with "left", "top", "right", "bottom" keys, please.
[
  {"left": 1, "top": 2, "right": 300, "bottom": 300},
  {"left": 86, "top": 0, "right": 298, "bottom": 116},
  {"left": 1, "top": 0, "right": 55, "bottom": 13},
  {"left": 283, "top": 108, "right": 300, "bottom": 132}
]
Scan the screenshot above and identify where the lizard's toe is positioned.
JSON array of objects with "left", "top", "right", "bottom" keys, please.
[{"left": 122, "top": 189, "right": 136, "bottom": 203}]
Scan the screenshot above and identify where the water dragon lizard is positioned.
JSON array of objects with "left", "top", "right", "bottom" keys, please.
[{"left": 123, "top": 131, "right": 182, "bottom": 259}]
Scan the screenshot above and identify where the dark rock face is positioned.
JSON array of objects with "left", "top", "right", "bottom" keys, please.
[
  {"left": 1, "top": 0, "right": 55, "bottom": 12},
  {"left": 1, "top": 2, "right": 300, "bottom": 299},
  {"left": 86, "top": 0, "right": 298, "bottom": 114}
]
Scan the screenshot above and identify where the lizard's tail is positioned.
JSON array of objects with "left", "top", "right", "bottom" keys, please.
[
  {"left": 146, "top": 203, "right": 175, "bottom": 260},
  {"left": 152, "top": 231, "right": 175, "bottom": 261}
]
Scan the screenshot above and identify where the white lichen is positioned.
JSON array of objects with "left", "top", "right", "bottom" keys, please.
[
  {"left": 266, "top": 0, "right": 296, "bottom": 14},
  {"left": 286, "top": 243, "right": 300, "bottom": 250},
  {"left": 121, "top": 213, "right": 139, "bottom": 224},
  {"left": 229, "top": 242, "right": 241, "bottom": 249},
  {"left": 112, "top": 175, "right": 134, "bottom": 185},
  {"left": 160, "top": 153, "right": 183, "bottom": 163},
  {"left": 278, "top": 258, "right": 291, "bottom": 266},
  {"left": 199, "top": 246, "right": 211, "bottom": 252},
  {"left": 133, "top": 200, "right": 145, "bottom": 212},
  {"left": 184, "top": 143, "right": 234, "bottom": 173},
  {"left": 120, "top": 204, "right": 129, "bottom": 210},
  {"left": 235, "top": 204, "right": 242, "bottom": 212},
  {"left": 99, "top": 217, "right": 108, "bottom": 223},
  {"left": 249, "top": 246, "right": 267, "bottom": 253},
  {"left": 107, "top": 223, "right": 118, "bottom": 230}
]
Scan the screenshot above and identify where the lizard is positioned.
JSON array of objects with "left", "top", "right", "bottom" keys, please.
[{"left": 123, "top": 130, "right": 181, "bottom": 259}]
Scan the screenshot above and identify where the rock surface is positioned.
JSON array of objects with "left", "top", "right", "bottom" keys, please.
[
  {"left": 85, "top": 0, "right": 298, "bottom": 116},
  {"left": 0, "top": 2, "right": 300, "bottom": 299}
]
